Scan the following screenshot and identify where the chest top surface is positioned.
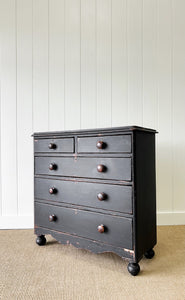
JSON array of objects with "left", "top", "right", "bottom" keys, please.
[{"left": 33, "top": 125, "right": 157, "bottom": 138}]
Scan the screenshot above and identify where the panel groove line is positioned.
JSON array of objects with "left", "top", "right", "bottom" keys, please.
[
  {"left": 15, "top": 0, "right": 18, "bottom": 216},
  {"left": 171, "top": 0, "right": 174, "bottom": 214},
  {"left": 0, "top": 82, "right": 1, "bottom": 216}
]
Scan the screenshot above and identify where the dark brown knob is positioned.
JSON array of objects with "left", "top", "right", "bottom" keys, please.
[
  {"left": 97, "top": 192, "right": 107, "bottom": 201},
  {"left": 49, "top": 214, "right": 56, "bottom": 222},
  {"left": 96, "top": 141, "right": 104, "bottom": 149},
  {"left": 97, "top": 224, "right": 105, "bottom": 233},
  {"left": 97, "top": 164, "right": 105, "bottom": 173},
  {"left": 48, "top": 143, "right": 56, "bottom": 149},
  {"left": 49, "top": 163, "right": 57, "bottom": 170},
  {"left": 49, "top": 187, "right": 57, "bottom": 194}
]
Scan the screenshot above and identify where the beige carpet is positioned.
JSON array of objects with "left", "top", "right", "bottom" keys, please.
[{"left": 0, "top": 226, "right": 184, "bottom": 300}]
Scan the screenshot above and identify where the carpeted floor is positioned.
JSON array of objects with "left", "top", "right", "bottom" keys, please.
[{"left": 0, "top": 226, "right": 184, "bottom": 300}]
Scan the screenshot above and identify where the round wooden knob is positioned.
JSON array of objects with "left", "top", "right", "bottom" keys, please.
[
  {"left": 96, "top": 141, "right": 104, "bottom": 149},
  {"left": 48, "top": 143, "right": 56, "bottom": 149},
  {"left": 49, "top": 163, "right": 57, "bottom": 170},
  {"left": 49, "top": 187, "right": 57, "bottom": 194},
  {"left": 97, "top": 164, "right": 105, "bottom": 172},
  {"left": 49, "top": 214, "right": 56, "bottom": 222},
  {"left": 97, "top": 224, "right": 105, "bottom": 233},
  {"left": 97, "top": 192, "right": 107, "bottom": 201}
]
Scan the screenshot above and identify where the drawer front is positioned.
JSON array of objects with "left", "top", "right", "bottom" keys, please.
[
  {"left": 35, "top": 202, "right": 133, "bottom": 249},
  {"left": 35, "top": 157, "right": 131, "bottom": 181},
  {"left": 78, "top": 134, "right": 131, "bottom": 153},
  {"left": 35, "top": 178, "right": 132, "bottom": 214},
  {"left": 34, "top": 138, "right": 74, "bottom": 153}
]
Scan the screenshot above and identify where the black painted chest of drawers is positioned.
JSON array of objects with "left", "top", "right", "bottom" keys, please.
[{"left": 33, "top": 126, "right": 157, "bottom": 276}]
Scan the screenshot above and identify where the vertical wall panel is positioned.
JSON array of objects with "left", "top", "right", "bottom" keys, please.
[
  {"left": 81, "top": 0, "right": 96, "bottom": 129},
  {"left": 17, "top": 0, "right": 33, "bottom": 216},
  {"left": 0, "top": 0, "right": 17, "bottom": 216},
  {"left": 112, "top": 0, "right": 128, "bottom": 126},
  {"left": 96, "top": 0, "right": 112, "bottom": 128},
  {"left": 49, "top": 0, "right": 65, "bottom": 131},
  {"left": 65, "top": 0, "right": 81, "bottom": 130},
  {"left": 127, "top": 0, "right": 143, "bottom": 125},
  {"left": 143, "top": 0, "right": 157, "bottom": 128},
  {"left": 33, "top": 0, "right": 49, "bottom": 132},
  {"left": 172, "top": 0, "right": 185, "bottom": 212},
  {"left": 157, "top": 0, "right": 173, "bottom": 212},
  {"left": 0, "top": 82, "right": 1, "bottom": 216}
]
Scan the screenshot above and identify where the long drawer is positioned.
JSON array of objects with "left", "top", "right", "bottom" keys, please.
[
  {"left": 35, "top": 202, "right": 133, "bottom": 249},
  {"left": 34, "top": 178, "right": 132, "bottom": 214},
  {"left": 35, "top": 157, "right": 131, "bottom": 181},
  {"left": 77, "top": 134, "right": 131, "bottom": 153}
]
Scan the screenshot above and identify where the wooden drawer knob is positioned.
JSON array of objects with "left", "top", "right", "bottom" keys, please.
[
  {"left": 96, "top": 141, "right": 104, "bottom": 149},
  {"left": 49, "top": 163, "right": 57, "bottom": 170},
  {"left": 97, "top": 192, "right": 107, "bottom": 201},
  {"left": 49, "top": 214, "right": 56, "bottom": 222},
  {"left": 49, "top": 187, "right": 57, "bottom": 194},
  {"left": 97, "top": 224, "right": 105, "bottom": 233},
  {"left": 97, "top": 164, "right": 105, "bottom": 172},
  {"left": 48, "top": 143, "right": 56, "bottom": 149}
]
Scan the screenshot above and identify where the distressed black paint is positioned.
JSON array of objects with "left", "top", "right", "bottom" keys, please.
[{"left": 33, "top": 126, "right": 157, "bottom": 275}]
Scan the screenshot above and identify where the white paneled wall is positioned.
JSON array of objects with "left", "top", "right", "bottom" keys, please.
[{"left": 0, "top": 0, "right": 185, "bottom": 228}]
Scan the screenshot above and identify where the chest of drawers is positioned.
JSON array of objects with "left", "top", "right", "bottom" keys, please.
[{"left": 33, "top": 126, "right": 157, "bottom": 276}]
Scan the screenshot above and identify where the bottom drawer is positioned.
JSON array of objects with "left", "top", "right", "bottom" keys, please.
[{"left": 35, "top": 202, "right": 133, "bottom": 249}]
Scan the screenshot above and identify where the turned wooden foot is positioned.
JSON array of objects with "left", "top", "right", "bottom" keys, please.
[
  {"left": 144, "top": 248, "right": 155, "bottom": 259},
  {"left": 127, "top": 263, "right": 140, "bottom": 276},
  {"left": 36, "top": 235, "right": 46, "bottom": 246}
]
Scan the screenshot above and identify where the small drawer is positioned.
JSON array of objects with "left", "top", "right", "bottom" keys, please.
[
  {"left": 35, "top": 202, "right": 133, "bottom": 249},
  {"left": 34, "top": 178, "right": 133, "bottom": 214},
  {"left": 35, "top": 157, "right": 132, "bottom": 181},
  {"left": 77, "top": 134, "right": 131, "bottom": 153},
  {"left": 34, "top": 138, "right": 74, "bottom": 153}
]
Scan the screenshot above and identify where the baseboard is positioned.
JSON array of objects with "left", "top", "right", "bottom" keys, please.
[
  {"left": 157, "top": 211, "right": 185, "bottom": 225},
  {"left": 0, "top": 216, "right": 34, "bottom": 229},
  {"left": 0, "top": 212, "right": 184, "bottom": 229}
]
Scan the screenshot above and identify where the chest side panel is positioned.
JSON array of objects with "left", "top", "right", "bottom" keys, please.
[{"left": 134, "top": 131, "right": 157, "bottom": 260}]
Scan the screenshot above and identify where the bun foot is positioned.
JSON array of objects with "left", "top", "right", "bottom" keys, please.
[
  {"left": 144, "top": 248, "right": 155, "bottom": 259},
  {"left": 36, "top": 235, "right": 46, "bottom": 246},
  {"left": 127, "top": 263, "right": 140, "bottom": 276}
]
